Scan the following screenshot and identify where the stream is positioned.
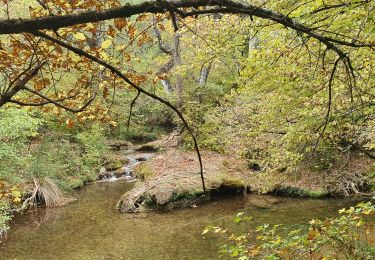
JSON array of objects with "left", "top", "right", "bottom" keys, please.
[{"left": 0, "top": 180, "right": 360, "bottom": 260}]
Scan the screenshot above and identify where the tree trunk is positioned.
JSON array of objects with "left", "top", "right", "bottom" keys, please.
[
  {"left": 173, "top": 32, "right": 183, "bottom": 109},
  {"left": 198, "top": 62, "right": 212, "bottom": 84},
  {"left": 161, "top": 79, "right": 173, "bottom": 93}
]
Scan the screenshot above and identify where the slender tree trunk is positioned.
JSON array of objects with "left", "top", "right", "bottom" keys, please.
[
  {"left": 173, "top": 32, "right": 183, "bottom": 109},
  {"left": 161, "top": 79, "right": 173, "bottom": 93},
  {"left": 198, "top": 62, "right": 212, "bottom": 84}
]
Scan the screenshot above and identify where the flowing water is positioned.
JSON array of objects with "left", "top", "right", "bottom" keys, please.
[{"left": 0, "top": 181, "right": 361, "bottom": 260}]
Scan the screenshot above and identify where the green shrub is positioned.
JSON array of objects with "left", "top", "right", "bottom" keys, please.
[
  {"left": 76, "top": 123, "right": 108, "bottom": 172},
  {"left": 204, "top": 202, "right": 375, "bottom": 259},
  {"left": 0, "top": 108, "right": 42, "bottom": 184},
  {"left": 0, "top": 201, "right": 11, "bottom": 240},
  {"left": 28, "top": 135, "right": 84, "bottom": 190}
]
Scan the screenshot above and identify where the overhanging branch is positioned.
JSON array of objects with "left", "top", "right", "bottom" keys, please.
[
  {"left": 31, "top": 30, "right": 207, "bottom": 193},
  {"left": 0, "top": 0, "right": 372, "bottom": 52}
]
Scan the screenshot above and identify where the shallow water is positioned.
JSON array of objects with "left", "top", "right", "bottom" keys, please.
[{"left": 0, "top": 181, "right": 361, "bottom": 260}]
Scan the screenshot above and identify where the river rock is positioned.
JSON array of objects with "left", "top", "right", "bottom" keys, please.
[
  {"left": 114, "top": 167, "right": 127, "bottom": 178},
  {"left": 97, "top": 167, "right": 113, "bottom": 180},
  {"left": 104, "top": 157, "right": 129, "bottom": 171},
  {"left": 135, "top": 144, "right": 160, "bottom": 152},
  {"left": 107, "top": 140, "right": 133, "bottom": 151}
]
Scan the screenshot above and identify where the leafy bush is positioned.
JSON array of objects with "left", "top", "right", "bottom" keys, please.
[
  {"left": 28, "top": 124, "right": 108, "bottom": 190},
  {"left": 203, "top": 202, "right": 375, "bottom": 259},
  {"left": 111, "top": 125, "right": 160, "bottom": 142},
  {"left": 28, "top": 135, "right": 84, "bottom": 189},
  {"left": 0, "top": 108, "right": 42, "bottom": 184},
  {"left": 76, "top": 123, "right": 108, "bottom": 172},
  {"left": 0, "top": 200, "right": 11, "bottom": 240}
]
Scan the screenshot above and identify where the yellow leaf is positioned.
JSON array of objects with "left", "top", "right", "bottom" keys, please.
[
  {"left": 70, "top": 52, "right": 81, "bottom": 62},
  {"left": 73, "top": 32, "right": 86, "bottom": 41},
  {"left": 13, "top": 197, "right": 21, "bottom": 203},
  {"left": 109, "top": 121, "right": 117, "bottom": 127},
  {"left": 85, "top": 23, "right": 95, "bottom": 30},
  {"left": 115, "top": 45, "right": 126, "bottom": 51},
  {"left": 100, "top": 51, "right": 108, "bottom": 61},
  {"left": 11, "top": 190, "right": 21, "bottom": 198},
  {"left": 101, "top": 39, "right": 112, "bottom": 49}
]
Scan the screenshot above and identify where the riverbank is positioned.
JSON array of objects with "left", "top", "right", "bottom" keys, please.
[{"left": 116, "top": 134, "right": 375, "bottom": 212}]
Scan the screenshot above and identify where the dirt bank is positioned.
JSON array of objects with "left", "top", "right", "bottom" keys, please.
[{"left": 116, "top": 136, "right": 375, "bottom": 212}]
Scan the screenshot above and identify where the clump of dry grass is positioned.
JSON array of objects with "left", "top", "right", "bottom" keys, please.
[
  {"left": 15, "top": 178, "right": 75, "bottom": 213},
  {"left": 34, "top": 179, "right": 64, "bottom": 207}
]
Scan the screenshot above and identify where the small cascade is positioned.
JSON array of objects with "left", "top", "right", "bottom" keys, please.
[{"left": 96, "top": 148, "right": 155, "bottom": 183}]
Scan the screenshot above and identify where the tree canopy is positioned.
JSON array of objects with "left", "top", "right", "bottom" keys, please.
[{"left": 0, "top": 0, "right": 374, "bottom": 192}]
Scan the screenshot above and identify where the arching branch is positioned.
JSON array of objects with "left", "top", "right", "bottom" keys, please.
[
  {"left": 21, "top": 86, "right": 98, "bottom": 113},
  {"left": 0, "top": 0, "right": 373, "bottom": 52},
  {"left": 31, "top": 30, "right": 207, "bottom": 193}
]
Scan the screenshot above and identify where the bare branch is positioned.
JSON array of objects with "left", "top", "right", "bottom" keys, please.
[
  {"left": 0, "top": 61, "right": 46, "bottom": 107},
  {"left": 153, "top": 16, "right": 173, "bottom": 55},
  {"left": 0, "top": 0, "right": 372, "bottom": 52},
  {"left": 127, "top": 90, "right": 141, "bottom": 131},
  {"left": 314, "top": 57, "right": 342, "bottom": 148},
  {"left": 9, "top": 92, "right": 79, "bottom": 107}
]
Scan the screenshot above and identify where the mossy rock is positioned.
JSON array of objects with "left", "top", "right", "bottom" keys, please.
[
  {"left": 136, "top": 144, "right": 160, "bottom": 152},
  {"left": 142, "top": 190, "right": 206, "bottom": 210},
  {"left": 221, "top": 177, "right": 245, "bottom": 188},
  {"left": 104, "top": 157, "right": 129, "bottom": 171},
  {"left": 135, "top": 164, "right": 154, "bottom": 180},
  {"left": 272, "top": 185, "right": 329, "bottom": 198}
]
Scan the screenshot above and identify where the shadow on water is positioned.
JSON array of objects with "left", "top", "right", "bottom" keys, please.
[{"left": 0, "top": 181, "right": 361, "bottom": 260}]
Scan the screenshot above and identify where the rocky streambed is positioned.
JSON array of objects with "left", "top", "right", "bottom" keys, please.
[{"left": 95, "top": 137, "right": 250, "bottom": 213}]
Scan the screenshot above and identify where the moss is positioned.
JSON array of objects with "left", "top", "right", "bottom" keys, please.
[
  {"left": 221, "top": 176, "right": 245, "bottom": 188},
  {"left": 273, "top": 185, "right": 329, "bottom": 198},
  {"left": 104, "top": 157, "right": 127, "bottom": 171},
  {"left": 68, "top": 178, "right": 84, "bottom": 189},
  {"left": 135, "top": 164, "right": 154, "bottom": 180},
  {"left": 141, "top": 194, "right": 157, "bottom": 209},
  {"left": 136, "top": 144, "right": 160, "bottom": 152},
  {"left": 171, "top": 190, "right": 204, "bottom": 203},
  {"left": 305, "top": 190, "right": 329, "bottom": 198}
]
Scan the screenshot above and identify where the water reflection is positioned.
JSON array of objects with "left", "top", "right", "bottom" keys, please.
[{"left": 0, "top": 181, "right": 360, "bottom": 260}]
